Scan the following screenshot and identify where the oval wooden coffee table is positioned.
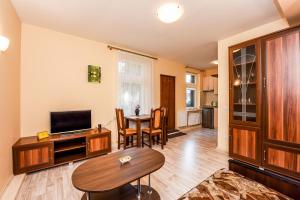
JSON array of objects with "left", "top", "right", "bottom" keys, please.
[{"left": 72, "top": 148, "right": 165, "bottom": 200}]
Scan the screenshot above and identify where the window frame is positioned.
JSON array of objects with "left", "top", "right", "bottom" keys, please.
[
  {"left": 186, "top": 87, "right": 197, "bottom": 109},
  {"left": 185, "top": 73, "right": 197, "bottom": 85}
]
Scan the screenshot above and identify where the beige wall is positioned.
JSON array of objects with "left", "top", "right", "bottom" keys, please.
[
  {"left": 0, "top": 0, "right": 21, "bottom": 195},
  {"left": 154, "top": 58, "right": 186, "bottom": 124},
  {"left": 217, "top": 19, "right": 289, "bottom": 152},
  {"left": 20, "top": 24, "right": 186, "bottom": 145}
]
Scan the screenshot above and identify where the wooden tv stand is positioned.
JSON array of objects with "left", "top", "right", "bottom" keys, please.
[{"left": 12, "top": 128, "right": 111, "bottom": 175}]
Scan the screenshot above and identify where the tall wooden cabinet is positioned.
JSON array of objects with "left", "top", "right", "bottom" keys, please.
[
  {"left": 229, "top": 39, "right": 262, "bottom": 166},
  {"left": 229, "top": 26, "right": 300, "bottom": 180},
  {"left": 261, "top": 28, "right": 300, "bottom": 179}
]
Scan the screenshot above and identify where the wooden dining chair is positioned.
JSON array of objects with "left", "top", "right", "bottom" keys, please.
[
  {"left": 115, "top": 108, "right": 138, "bottom": 149},
  {"left": 142, "top": 108, "right": 164, "bottom": 149},
  {"left": 161, "top": 106, "right": 169, "bottom": 144}
]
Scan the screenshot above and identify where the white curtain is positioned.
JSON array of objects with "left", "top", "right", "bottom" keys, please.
[{"left": 116, "top": 51, "right": 154, "bottom": 116}]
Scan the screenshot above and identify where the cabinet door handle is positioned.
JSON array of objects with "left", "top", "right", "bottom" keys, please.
[
  {"left": 263, "top": 150, "right": 266, "bottom": 161},
  {"left": 263, "top": 77, "right": 267, "bottom": 88}
]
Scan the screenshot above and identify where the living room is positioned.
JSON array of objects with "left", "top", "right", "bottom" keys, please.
[{"left": 1, "top": 0, "right": 300, "bottom": 199}]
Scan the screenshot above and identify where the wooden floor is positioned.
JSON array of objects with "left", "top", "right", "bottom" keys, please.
[{"left": 16, "top": 127, "right": 229, "bottom": 200}]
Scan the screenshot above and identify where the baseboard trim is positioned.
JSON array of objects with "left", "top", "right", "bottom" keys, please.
[{"left": 0, "top": 174, "right": 26, "bottom": 200}]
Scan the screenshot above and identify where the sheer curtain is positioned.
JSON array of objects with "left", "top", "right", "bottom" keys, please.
[{"left": 116, "top": 51, "right": 154, "bottom": 116}]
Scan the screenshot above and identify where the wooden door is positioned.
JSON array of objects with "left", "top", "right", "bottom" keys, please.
[
  {"left": 13, "top": 142, "right": 54, "bottom": 174},
  {"left": 263, "top": 30, "right": 300, "bottom": 146},
  {"left": 86, "top": 134, "right": 111, "bottom": 156},
  {"left": 229, "top": 125, "right": 261, "bottom": 165},
  {"left": 263, "top": 144, "right": 300, "bottom": 179},
  {"left": 160, "top": 75, "right": 175, "bottom": 130}
]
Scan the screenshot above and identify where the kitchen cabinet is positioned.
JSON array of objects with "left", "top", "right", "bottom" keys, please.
[{"left": 203, "top": 76, "right": 214, "bottom": 91}]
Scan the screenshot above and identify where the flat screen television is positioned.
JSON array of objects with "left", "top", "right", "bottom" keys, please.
[{"left": 50, "top": 110, "right": 91, "bottom": 134}]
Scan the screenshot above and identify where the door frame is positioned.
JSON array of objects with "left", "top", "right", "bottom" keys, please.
[{"left": 160, "top": 74, "right": 176, "bottom": 130}]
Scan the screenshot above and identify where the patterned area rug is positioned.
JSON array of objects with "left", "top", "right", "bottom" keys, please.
[{"left": 178, "top": 169, "right": 293, "bottom": 200}]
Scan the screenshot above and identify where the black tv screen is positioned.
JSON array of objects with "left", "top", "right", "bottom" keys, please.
[{"left": 50, "top": 110, "right": 91, "bottom": 133}]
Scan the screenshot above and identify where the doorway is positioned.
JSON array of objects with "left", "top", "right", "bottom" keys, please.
[{"left": 160, "top": 75, "right": 176, "bottom": 131}]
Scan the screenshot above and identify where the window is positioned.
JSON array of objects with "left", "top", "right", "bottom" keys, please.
[
  {"left": 185, "top": 72, "right": 197, "bottom": 108},
  {"left": 117, "top": 51, "right": 153, "bottom": 115},
  {"left": 186, "top": 88, "right": 196, "bottom": 108},
  {"left": 186, "top": 73, "right": 196, "bottom": 84}
]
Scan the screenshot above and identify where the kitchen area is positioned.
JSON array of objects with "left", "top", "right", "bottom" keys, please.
[
  {"left": 201, "top": 67, "right": 218, "bottom": 129},
  {"left": 184, "top": 66, "right": 218, "bottom": 130}
]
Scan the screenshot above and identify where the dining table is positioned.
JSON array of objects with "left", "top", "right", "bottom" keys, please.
[{"left": 125, "top": 114, "right": 151, "bottom": 147}]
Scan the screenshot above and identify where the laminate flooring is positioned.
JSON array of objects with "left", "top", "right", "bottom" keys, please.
[{"left": 16, "top": 127, "right": 228, "bottom": 200}]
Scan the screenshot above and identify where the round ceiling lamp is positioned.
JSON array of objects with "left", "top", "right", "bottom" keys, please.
[{"left": 157, "top": 3, "right": 184, "bottom": 23}]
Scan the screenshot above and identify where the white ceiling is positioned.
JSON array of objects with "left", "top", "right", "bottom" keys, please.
[{"left": 11, "top": 0, "right": 281, "bottom": 68}]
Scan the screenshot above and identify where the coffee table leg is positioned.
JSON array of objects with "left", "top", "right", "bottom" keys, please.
[
  {"left": 148, "top": 174, "right": 152, "bottom": 194},
  {"left": 137, "top": 179, "right": 141, "bottom": 199}
]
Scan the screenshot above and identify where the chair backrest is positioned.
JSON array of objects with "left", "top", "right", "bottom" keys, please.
[
  {"left": 115, "top": 108, "right": 125, "bottom": 132},
  {"left": 161, "top": 106, "right": 168, "bottom": 126},
  {"left": 150, "top": 108, "right": 163, "bottom": 130},
  {"left": 161, "top": 107, "right": 168, "bottom": 119}
]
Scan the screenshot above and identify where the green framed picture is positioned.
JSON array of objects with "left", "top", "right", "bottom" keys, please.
[{"left": 88, "top": 65, "right": 101, "bottom": 83}]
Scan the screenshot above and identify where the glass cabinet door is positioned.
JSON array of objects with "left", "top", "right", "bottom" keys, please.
[{"left": 230, "top": 43, "right": 258, "bottom": 123}]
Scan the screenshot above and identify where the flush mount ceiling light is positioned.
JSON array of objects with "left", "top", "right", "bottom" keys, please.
[
  {"left": 0, "top": 35, "right": 10, "bottom": 52},
  {"left": 157, "top": 2, "right": 184, "bottom": 23},
  {"left": 211, "top": 60, "right": 218, "bottom": 65}
]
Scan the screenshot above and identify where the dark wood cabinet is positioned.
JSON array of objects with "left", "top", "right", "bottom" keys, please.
[
  {"left": 13, "top": 142, "right": 54, "bottom": 174},
  {"left": 261, "top": 27, "right": 300, "bottom": 179},
  {"left": 86, "top": 133, "right": 111, "bottom": 156},
  {"left": 202, "top": 107, "right": 214, "bottom": 129},
  {"left": 13, "top": 128, "right": 111, "bottom": 175},
  {"left": 229, "top": 25, "right": 300, "bottom": 181},
  {"left": 229, "top": 39, "right": 261, "bottom": 166},
  {"left": 229, "top": 125, "right": 261, "bottom": 166},
  {"left": 229, "top": 39, "right": 261, "bottom": 127},
  {"left": 263, "top": 144, "right": 300, "bottom": 179}
]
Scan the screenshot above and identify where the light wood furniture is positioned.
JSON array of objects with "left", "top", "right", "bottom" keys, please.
[
  {"left": 125, "top": 114, "right": 151, "bottom": 147},
  {"left": 72, "top": 148, "right": 165, "bottom": 200},
  {"left": 202, "top": 76, "right": 215, "bottom": 92},
  {"left": 115, "top": 108, "right": 138, "bottom": 149},
  {"left": 203, "top": 76, "right": 218, "bottom": 94},
  {"left": 229, "top": 25, "right": 300, "bottom": 181},
  {"left": 142, "top": 108, "right": 164, "bottom": 149},
  {"left": 12, "top": 128, "right": 111, "bottom": 175},
  {"left": 213, "top": 78, "right": 218, "bottom": 95}
]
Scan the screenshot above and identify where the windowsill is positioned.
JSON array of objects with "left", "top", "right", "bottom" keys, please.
[{"left": 186, "top": 107, "right": 200, "bottom": 111}]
